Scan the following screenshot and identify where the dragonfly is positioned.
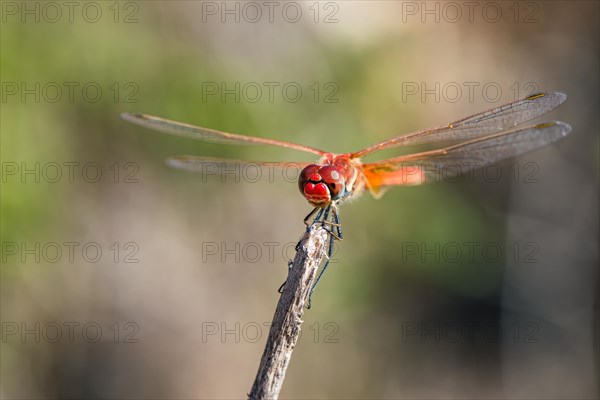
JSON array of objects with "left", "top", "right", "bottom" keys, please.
[{"left": 122, "top": 91, "right": 571, "bottom": 307}]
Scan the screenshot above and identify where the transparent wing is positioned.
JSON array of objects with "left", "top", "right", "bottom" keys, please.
[
  {"left": 361, "top": 121, "right": 571, "bottom": 194},
  {"left": 122, "top": 113, "right": 326, "bottom": 156},
  {"left": 352, "top": 92, "right": 567, "bottom": 158},
  {"left": 166, "top": 156, "right": 309, "bottom": 182}
]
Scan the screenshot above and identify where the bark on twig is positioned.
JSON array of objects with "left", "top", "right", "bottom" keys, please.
[{"left": 248, "top": 225, "right": 329, "bottom": 400}]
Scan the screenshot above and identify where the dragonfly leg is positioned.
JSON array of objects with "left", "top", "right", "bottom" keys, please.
[
  {"left": 303, "top": 207, "right": 319, "bottom": 226},
  {"left": 319, "top": 205, "right": 341, "bottom": 239},
  {"left": 287, "top": 207, "right": 326, "bottom": 294},
  {"left": 307, "top": 231, "right": 336, "bottom": 309},
  {"left": 307, "top": 205, "right": 343, "bottom": 308},
  {"left": 277, "top": 280, "right": 286, "bottom": 293},
  {"left": 323, "top": 220, "right": 341, "bottom": 227},
  {"left": 313, "top": 207, "right": 325, "bottom": 225},
  {"left": 288, "top": 205, "right": 343, "bottom": 308},
  {"left": 323, "top": 227, "right": 342, "bottom": 241},
  {"left": 321, "top": 205, "right": 331, "bottom": 233},
  {"left": 321, "top": 204, "right": 342, "bottom": 241},
  {"left": 297, "top": 208, "right": 325, "bottom": 251},
  {"left": 332, "top": 205, "right": 343, "bottom": 239},
  {"left": 321, "top": 205, "right": 331, "bottom": 225},
  {"left": 277, "top": 260, "right": 294, "bottom": 293}
]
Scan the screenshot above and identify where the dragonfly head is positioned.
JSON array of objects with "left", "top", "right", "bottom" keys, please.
[{"left": 299, "top": 164, "right": 346, "bottom": 207}]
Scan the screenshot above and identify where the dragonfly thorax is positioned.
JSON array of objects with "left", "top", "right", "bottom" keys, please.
[{"left": 299, "top": 164, "right": 346, "bottom": 207}]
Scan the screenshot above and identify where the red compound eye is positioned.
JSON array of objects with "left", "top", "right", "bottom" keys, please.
[
  {"left": 318, "top": 166, "right": 345, "bottom": 200},
  {"left": 298, "top": 164, "right": 321, "bottom": 195}
]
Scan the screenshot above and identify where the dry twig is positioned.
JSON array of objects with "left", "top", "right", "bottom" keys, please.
[{"left": 248, "top": 225, "right": 329, "bottom": 399}]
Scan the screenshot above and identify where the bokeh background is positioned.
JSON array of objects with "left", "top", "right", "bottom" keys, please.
[{"left": 1, "top": 1, "right": 598, "bottom": 399}]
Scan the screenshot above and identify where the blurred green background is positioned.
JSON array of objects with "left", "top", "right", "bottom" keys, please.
[{"left": 1, "top": 1, "right": 598, "bottom": 399}]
